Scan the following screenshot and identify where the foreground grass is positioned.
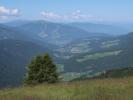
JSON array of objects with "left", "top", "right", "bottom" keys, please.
[{"left": 1, "top": 77, "right": 133, "bottom": 100}]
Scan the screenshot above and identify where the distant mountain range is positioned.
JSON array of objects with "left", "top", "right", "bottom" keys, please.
[
  {"left": 5, "top": 20, "right": 130, "bottom": 45},
  {"left": 0, "top": 24, "right": 27, "bottom": 40},
  {"left": 16, "top": 20, "right": 107, "bottom": 46},
  {"left": 0, "top": 20, "right": 133, "bottom": 87},
  {"left": 68, "top": 22, "right": 130, "bottom": 35}
]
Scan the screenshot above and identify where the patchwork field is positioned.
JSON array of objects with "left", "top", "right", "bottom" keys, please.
[{"left": 77, "top": 50, "right": 122, "bottom": 62}]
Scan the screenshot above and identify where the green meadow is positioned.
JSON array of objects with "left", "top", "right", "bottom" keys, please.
[{"left": 1, "top": 77, "right": 133, "bottom": 100}]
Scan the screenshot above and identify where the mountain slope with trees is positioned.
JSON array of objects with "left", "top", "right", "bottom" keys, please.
[{"left": 0, "top": 39, "right": 50, "bottom": 88}]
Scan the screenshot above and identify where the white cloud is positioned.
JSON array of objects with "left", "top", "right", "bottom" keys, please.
[
  {"left": 40, "top": 10, "right": 97, "bottom": 22},
  {"left": 70, "top": 10, "right": 94, "bottom": 20},
  {"left": 10, "top": 9, "right": 19, "bottom": 15},
  {"left": 0, "top": 6, "right": 20, "bottom": 20},
  {"left": 40, "top": 11, "right": 61, "bottom": 20}
]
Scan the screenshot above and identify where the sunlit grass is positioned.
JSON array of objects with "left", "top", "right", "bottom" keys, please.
[{"left": 1, "top": 77, "right": 133, "bottom": 100}]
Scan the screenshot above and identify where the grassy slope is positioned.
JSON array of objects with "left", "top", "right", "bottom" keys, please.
[{"left": 1, "top": 77, "right": 133, "bottom": 100}]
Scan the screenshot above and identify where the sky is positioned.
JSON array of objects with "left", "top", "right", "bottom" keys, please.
[{"left": 0, "top": 0, "right": 133, "bottom": 23}]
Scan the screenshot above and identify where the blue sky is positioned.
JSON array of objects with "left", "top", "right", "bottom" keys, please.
[{"left": 0, "top": 0, "right": 133, "bottom": 23}]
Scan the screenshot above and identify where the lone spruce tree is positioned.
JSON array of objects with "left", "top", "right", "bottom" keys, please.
[{"left": 24, "top": 53, "right": 58, "bottom": 85}]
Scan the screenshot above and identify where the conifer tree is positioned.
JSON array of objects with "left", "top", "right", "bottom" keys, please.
[{"left": 24, "top": 53, "right": 58, "bottom": 85}]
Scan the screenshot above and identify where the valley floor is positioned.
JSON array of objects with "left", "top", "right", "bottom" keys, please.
[{"left": 1, "top": 77, "right": 133, "bottom": 100}]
